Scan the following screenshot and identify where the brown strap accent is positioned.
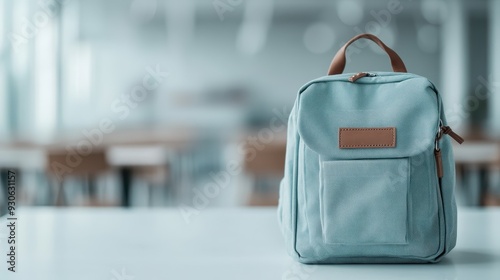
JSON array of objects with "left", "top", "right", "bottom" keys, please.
[
  {"left": 441, "top": 126, "right": 464, "bottom": 144},
  {"left": 327, "top": 33, "right": 407, "bottom": 75},
  {"left": 434, "top": 149, "right": 443, "bottom": 178}
]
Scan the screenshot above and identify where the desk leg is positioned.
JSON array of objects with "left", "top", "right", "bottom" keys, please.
[
  {"left": 54, "top": 179, "right": 65, "bottom": 206},
  {"left": 0, "top": 169, "right": 8, "bottom": 215},
  {"left": 120, "top": 168, "right": 132, "bottom": 207},
  {"left": 0, "top": 168, "right": 8, "bottom": 187},
  {"left": 479, "top": 167, "right": 488, "bottom": 206}
]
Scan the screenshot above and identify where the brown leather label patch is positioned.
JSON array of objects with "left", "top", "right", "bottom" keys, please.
[{"left": 339, "top": 127, "right": 396, "bottom": 149}]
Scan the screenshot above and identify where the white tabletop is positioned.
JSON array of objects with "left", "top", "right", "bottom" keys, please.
[{"left": 1, "top": 207, "right": 500, "bottom": 280}]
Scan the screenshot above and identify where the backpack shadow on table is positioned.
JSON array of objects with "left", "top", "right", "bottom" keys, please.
[{"left": 437, "top": 250, "right": 497, "bottom": 266}]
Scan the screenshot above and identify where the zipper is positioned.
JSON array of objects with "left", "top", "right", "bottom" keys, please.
[
  {"left": 434, "top": 121, "right": 464, "bottom": 178},
  {"left": 349, "top": 72, "right": 376, "bottom": 82},
  {"left": 440, "top": 126, "right": 464, "bottom": 144}
]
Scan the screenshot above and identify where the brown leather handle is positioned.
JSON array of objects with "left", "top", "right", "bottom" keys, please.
[{"left": 327, "top": 33, "right": 407, "bottom": 75}]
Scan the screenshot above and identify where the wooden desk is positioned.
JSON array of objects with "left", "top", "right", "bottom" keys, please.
[{"left": 453, "top": 142, "right": 500, "bottom": 206}]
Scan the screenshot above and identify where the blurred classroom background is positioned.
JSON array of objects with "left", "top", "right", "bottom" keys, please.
[{"left": 1, "top": 0, "right": 500, "bottom": 212}]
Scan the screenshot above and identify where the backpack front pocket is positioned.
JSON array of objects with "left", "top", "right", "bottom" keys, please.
[{"left": 320, "top": 158, "right": 409, "bottom": 245}]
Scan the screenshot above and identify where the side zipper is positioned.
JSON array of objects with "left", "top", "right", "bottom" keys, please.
[
  {"left": 440, "top": 126, "right": 464, "bottom": 144},
  {"left": 434, "top": 123, "right": 464, "bottom": 178}
]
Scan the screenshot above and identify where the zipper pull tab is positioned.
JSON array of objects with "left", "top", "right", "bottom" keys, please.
[
  {"left": 434, "top": 149, "right": 443, "bottom": 178},
  {"left": 349, "top": 72, "right": 375, "bottom": 82},
  {"left": 441, "top": 126, "right": 464, "bottom": 144}
]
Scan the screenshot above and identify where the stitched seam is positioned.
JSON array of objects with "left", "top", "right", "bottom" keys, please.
[{"left": 339, "top": 128, "right": 395, "bottom": 148}]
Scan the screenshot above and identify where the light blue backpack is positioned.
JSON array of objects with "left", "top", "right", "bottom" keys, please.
[{"left": 278, "top": 34, "right": 464, "bottom": 264}]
